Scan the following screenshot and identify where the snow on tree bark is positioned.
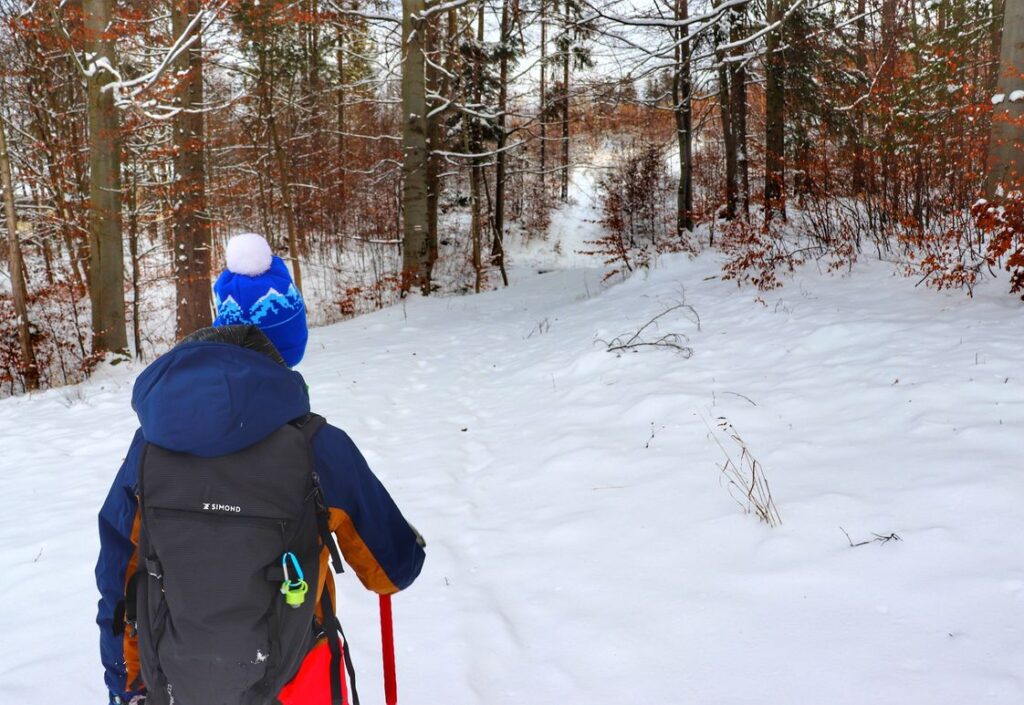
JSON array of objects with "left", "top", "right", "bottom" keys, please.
[
  {"left": 401, "top": 0, "right": 433, "bottom": 294},
  {"left": 171, "top": 0, "right": 213, "bottom": 339}
]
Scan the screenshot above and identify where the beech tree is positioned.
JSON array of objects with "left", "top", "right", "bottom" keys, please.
[
  {"left": 401, "top": 0, "right": 433, "bottom": 293},
  {"left": 83, "top": 0, "right": 128, "bottom": 355},
  {"left": 986, "top": 0, "right": 1024, "bottom": 196},
  {"left": 172, "top": 0, "right": 213, "bottom": 338}
]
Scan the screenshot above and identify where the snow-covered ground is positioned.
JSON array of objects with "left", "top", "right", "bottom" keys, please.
[
  {"left": 2, "top": 208, "right": 1024, "bottom": 704},
  {"left": 505, "top": 163, "right": 606, "bottom": 271}
]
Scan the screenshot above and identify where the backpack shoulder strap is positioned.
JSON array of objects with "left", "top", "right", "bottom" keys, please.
[
  {"left": 291, "top": 412, "right": 327, "bottom": 441},
  {"left": 293, "top": 413, "right": 346, "bottom": 576}
]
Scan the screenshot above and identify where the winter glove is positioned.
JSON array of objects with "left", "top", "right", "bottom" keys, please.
[{"left": 109, "top": 693, "right": 146, "bottom": 705}]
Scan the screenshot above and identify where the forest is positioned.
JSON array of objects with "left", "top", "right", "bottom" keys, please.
[
  {"left": 1, "top": 3, "right": 1023, "bottom": 702},
  {"left": 0, "top": 0, "right": 1022, "bottom": 395}
]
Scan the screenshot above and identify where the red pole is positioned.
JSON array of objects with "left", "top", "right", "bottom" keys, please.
[{"left": 380, "top": 594, "right": 397, "bottom": 705}]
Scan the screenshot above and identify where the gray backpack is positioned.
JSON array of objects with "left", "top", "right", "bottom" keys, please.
[{"left": 131, "top": 414, "right": 350, "bottom": 705}]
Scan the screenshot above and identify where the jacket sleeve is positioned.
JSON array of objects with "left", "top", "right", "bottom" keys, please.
[
  {"left": 312, "top": 424, "right": 425, "bottom": 593},
  {"left": 96, "top": 430, "right": 146, "bottom": 703}
]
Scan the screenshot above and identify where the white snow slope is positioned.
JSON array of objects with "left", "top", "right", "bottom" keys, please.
[{"left": 1, "top": 248, "right": 1023, "bottom": 705}]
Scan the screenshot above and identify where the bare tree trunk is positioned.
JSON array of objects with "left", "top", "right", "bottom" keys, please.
[
  {"left": 991, "top": 0, "right": 1006, "bottom": 87},
  {"left": 986, "top": 0, "right": 1024, "bottom": 196},
  {"left": 764, "top": 0, "right": 786, "bottom": 222},
  {"left": 879, "top": 0, "right": 897, "bottom": 212},
  {"left": 560, "top": 0, "right": 570, "bottom": 202},
  {"left": 491, "top": 0, "right": 511, "bottom": 286},
  {"left": 253, "top": 24, "right": 303, "bottom": 294},
  {"left": 467, "top": 118, "right": 483, "bottom": 293},
  {"left": 124, "top": 154, "right": 143, "bottom": 360},
  {"left": 852, "top": 0, "right": 867, "bottom": 193},
  {"left": 0, "top": 112, "right": 39, "bottom": 391},
  {"left": 401, "top": 0, "right": 433, "bottom": 293},
  {"left": 84, "top": 0, "right": 128, "bottom": 355},
  {"left": 336, "top": 25, "right": 347, "bottom": 217},
  {"left": 41, "top": 237, "right": 54, "bottom": 287},
  {"left": 539, "top": 0, "right": 547, "bottom": 189},
  {"left": 469, "top": 2, "right": 485, "bottom": 292},
  {"left": 269, "top": 114, "right": 303, "bottom": 292},
  {"left": 172, "top": 0, "right": 212, "bottom": 339},
  {"left": 26, "top": 77, "right": 86, "bottom": 292},
  {"left": 673, "top": 0, "right": 694, "bottom": 234},
  {"left": 65, "top": 58, "right": 92, "bottom": 291},
  {"left": 425, "top": 13, "right": 441, "bottom": 275},
  {"left": 716, "top": 19, "right": 737, "bottom": 219},
  {"left": 729, "top": 2, "right": 750, "bottom": 218}
]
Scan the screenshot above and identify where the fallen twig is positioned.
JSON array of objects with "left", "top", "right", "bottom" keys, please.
[
  {"left": 840, "top": 527, "right": 902, "bottom": 548},
  {"left": 599, "top": 301, "right": 699, "bottom": 357}
]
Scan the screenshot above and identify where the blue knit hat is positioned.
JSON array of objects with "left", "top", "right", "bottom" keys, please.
[{"left": 212, "top": 233, "right": 308, "bottom": 367}]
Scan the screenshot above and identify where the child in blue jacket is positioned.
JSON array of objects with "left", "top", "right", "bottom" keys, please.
[{"left": 96, "top": 234, "right": 425, "bottom": 705}]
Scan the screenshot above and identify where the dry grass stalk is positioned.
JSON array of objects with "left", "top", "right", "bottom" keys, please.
[{"left": 707, "top": 416, "right": 782, "bottom": 527}]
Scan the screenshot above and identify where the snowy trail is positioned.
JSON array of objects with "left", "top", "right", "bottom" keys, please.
[{"left": 2, "top": 244, "right": 1024, "bottom": 704}]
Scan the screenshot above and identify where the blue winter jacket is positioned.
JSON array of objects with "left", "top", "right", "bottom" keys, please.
[{"left": 96, "top": 335, "right": 425, "bottom": 703}]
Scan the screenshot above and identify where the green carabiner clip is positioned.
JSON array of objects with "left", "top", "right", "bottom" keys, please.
[{"left": 280, "top": 551, "right": 308, "bottom": 608}]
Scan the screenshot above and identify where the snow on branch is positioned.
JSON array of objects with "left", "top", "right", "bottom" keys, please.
[
  {"left": 422, "top": 0, "right": 473, "bottom": 19},
  {"left": 578, "top": 0, "right": 748, "bottom": 33},
  {"left": 715, "top": 0, "right": 810, "bottom": 55},
  {"left": 432, "top": 139, "right": 526, "bottom": 162},
  {"left": 323, "top": 0, "right": 402, "bottom": 26},
  {"left": 79, "top": 1, "right": 230, "bottom": 120}
]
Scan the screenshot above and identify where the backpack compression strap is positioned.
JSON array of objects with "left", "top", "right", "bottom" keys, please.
[
  {"left": 320, "top": 587, "right": 361, "bottom": 705},
  {"left": 293, "top": 413, "right": 359, "bottom": 705}
]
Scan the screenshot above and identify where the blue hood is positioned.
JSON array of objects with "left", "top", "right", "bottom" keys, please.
[{"left": 132, "top": 340, "right": 310, "bottom": 457}]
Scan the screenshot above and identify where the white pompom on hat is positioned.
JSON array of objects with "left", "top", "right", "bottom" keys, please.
[
  {"left": 225, "top": 232, "right": 274, "bottom": 276},
  {"left": 213, "top": 232, "right": 307, "bottom": 367}
]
